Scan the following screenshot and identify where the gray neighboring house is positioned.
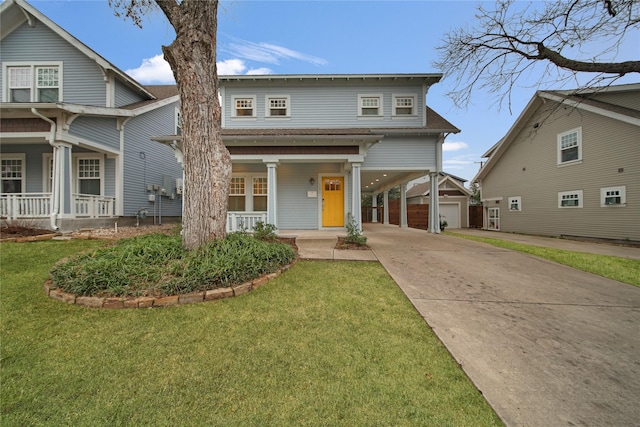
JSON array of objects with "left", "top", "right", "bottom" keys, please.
[
  {"left": 154, "top": 75, "right": 460, "bottom": 233},
  {"left": 0, "top": 0, "right": 183, "bottom": 231},
  {"left": 473, "top": 83, "right": 640, "bottom": 243},
  {"left": 406, "top": 172, "right": 471, "bottom": 229}
]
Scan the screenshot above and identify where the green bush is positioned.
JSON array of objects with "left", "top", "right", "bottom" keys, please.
[
  {"left": 344, "top": 219, "right": 367, "bottom": 246},
  {"left": 50, "top": 232, "right": 296, "bottom": 297},
  {"left": 252, "top": 220, "right": 278, "bottom": 242}
]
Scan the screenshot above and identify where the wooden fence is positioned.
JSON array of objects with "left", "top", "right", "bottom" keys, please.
[{"left": 362, "top": 202, "right": 483, "bottom": 230}]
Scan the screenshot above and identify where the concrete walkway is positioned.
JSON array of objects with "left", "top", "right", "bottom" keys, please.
[{"left": 293, "top": 224, "right": 640, "bottom": 427}]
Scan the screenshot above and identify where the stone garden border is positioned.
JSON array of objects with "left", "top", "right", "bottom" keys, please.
[{"left": 43, "top": 262, "right": 296, "bottom": 309}]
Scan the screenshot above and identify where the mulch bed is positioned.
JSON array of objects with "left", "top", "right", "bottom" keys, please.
[
  {"left": 335, "top": 236, "right": 370, "bottom": 250},
  {"left": 1, "top": 225, "right": 53, "bottom": 239}
]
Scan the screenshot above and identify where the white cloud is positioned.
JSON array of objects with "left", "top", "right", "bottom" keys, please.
[
  {"left": 217, "top": 58, "right": 247, "bottom": 75},
  {"left": 222, "top": 38, "right": 327, "bottom": 66},
  {"left": 125, "top": 54, "right": 174, "bottom": 84},
  {"left": 246, "top": 67, "right": 272, "bottom": 75},
  {"left": 442, "top": 141, "right": 469, "bottom": 152}
]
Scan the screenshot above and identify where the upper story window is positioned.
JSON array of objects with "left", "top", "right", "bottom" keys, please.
[
  {"left": 393, "top": 95, "right": 415, "bottom": 116},
  {"left": 175, "top": 109, "right": 182, "bottom": 135},
  {"left": 1, "top": 154, "right": 25, "bottom": 193},
  {"left": 233, "top": 96, "right": 256, "bottom": 118},
  {"left": 6, "top": 63, "right": 62, "bottom": 103},
  {"left": 266, "top": 96, "right": 289, "bottom": 117},
  {"left": 557, "top": 127, "right": 582, "bottom": 165},
  {"left": 508, "top": 196, "right": 522, "bottom": 211},
  {"left": 558, "top": 190, "right": 583, "bottom": 208},
  {"left": 358, "top": 94, "right": 383, "bottom": 117},
  {"left": 601, "top": 186, "right": 626, "bottom": 207}
]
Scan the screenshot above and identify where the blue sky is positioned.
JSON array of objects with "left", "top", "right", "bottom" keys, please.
[{"left": 28, "top": 0, "right": 640, "bottom": 184}]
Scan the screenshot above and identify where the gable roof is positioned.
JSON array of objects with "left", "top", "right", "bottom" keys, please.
[
  {"left": 0, "top": 0, "right": 154, "bottom": 100},
  {"left": 473, "top": 83, "right": 640, "bottom": 183},
  {"left": 406, "top": 173, "right": 471, "bottom": 198}
]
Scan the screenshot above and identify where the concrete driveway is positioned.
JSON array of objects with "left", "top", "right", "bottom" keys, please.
[{"left": 364, "top": 224, "right": 640, "bottom": 427}]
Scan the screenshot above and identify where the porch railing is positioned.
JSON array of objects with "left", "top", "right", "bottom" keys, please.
[
  {"left": 226, "top": 211, "right": 268, "bottom": 233},
  {"left": 0, "top": 193, "right": 117, "bottom": 220},
  {"left": 0, "top": 193, "right": 52, "bottom": 219},
  {"left": 73, "top": 194, "right": 116, "bottom": 218}
]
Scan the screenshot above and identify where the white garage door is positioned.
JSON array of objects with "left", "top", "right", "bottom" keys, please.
[{"left": 439, "top": 204, "right": 460, "bottom": 229}]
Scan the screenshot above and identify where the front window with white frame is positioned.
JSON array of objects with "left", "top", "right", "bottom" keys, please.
[
  {"left": 508, "top": 196, "right": 522, "bottom": 211},
  {"left": 1, "top": 154, "right": 26, "bottom": 194},
  {"left": 232, "top": 96, "right": 256, "bottom": 118},
  {"left": 601, "top": 186, "right": 626, "bottom": 207},
  {"left": 77, "top": 157, "right": 102, "bottom": 195},
  {"left": 358, "top": 94, "right": 383, "bottom": 117},
  {"left": 253, "top": 177, "right": 268, "bottom": 211},
  {"left": 6, "top": 63, "right": 62, "bottom": 102},
  {"left": 393, "top": 95, "right": 415, "bottom": 116},
  {"left": 266, "top": 96, "right": 289, "bottom": 117},
  {"left": 558, "top": 190, "right": 583, "bottom": 208},
  {"left": 557, "top": 127, "right": 582, "bottom": 165},
  {"left": 229, "top": 175, "right": 268, "bottom": 212}
]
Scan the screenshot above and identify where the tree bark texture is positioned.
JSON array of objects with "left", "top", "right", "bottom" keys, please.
[{"left": 158, "top": 0, "right": 231, "bottom": 249}]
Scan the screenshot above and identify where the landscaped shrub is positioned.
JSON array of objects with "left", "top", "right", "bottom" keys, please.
[{"left": 50, "top": 232, "right": 296, "bottom": 297}]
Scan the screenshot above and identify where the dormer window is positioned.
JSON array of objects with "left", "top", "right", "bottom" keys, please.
[
  {"left": 267, "top": 96, "right": 289, "bottom": 117},
  {"left": 6, "top": 63, "right": 61, "bottom": 102},
  {"left": 393, "top": 95, "right": 415, "bottom": 116},
  {"left": 233, "top": 96, "right": 256, "bottom": 117},
  {"left": 358, "top": 94, "right": 383, "bottom": 117}
]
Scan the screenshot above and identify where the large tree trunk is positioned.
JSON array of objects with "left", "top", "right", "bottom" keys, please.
[{"left": 158, "top": 0, "right": 231, "bottom": 249}]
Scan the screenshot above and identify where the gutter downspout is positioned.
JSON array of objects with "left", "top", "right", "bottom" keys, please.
[{"left": 31, "top": 108, "right": 59, "bottom": 230}]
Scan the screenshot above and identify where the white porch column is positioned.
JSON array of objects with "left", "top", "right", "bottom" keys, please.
[
  {"left": 383, "top": 190, "right": 389, "bottom": 224},
  {"left": 266, "top": 162, "right": 278, "bottom": 227},
  {"left": 350, "top": 163, "right": 362, "bottom": 231},
  {"left": 371, "top": 193, "right": 378, "bottom": 223},
  {"left": 52, "top": 142, "right": 73, "bottom": 220},
  {"left": 428, "top": 172, "right": 440, "bottom": 233},
  {"left": 400, "top": 183, "right": 408, "bottom": 228}
]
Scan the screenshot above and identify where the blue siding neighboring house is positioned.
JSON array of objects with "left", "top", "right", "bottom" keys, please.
[{"left": 0, "top": 0, "right": 182, "bottom": 231}]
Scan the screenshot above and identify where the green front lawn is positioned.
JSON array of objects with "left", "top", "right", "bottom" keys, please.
[{"left": 1, "top": 240, "right": 502, "bottom": 426}]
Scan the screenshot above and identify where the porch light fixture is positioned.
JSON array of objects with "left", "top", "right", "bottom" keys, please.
[{"left": 309, "top": 177, "right": 315, "bottom": 185}]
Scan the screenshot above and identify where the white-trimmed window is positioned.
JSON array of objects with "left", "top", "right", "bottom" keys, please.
[
  {"left": 233, "top": 96, "right": 256, "bottom": 118},
  {"left": 393, "top": 95, "right": 415, "bottom": 116},
  {"left": 253, "top": 177, "right": 268, "bottom": 211},
  {"left": 558, "top": 190, "right": 583, "bottom": 208},
  {"left": 266, "top": 96, "right": 289, "bottom": 117},
  {"left": 488, "top": 207, "right": 500, "bottom": 230},
  {"left": 6, "top": 63, "right": 62, "bottom": 102},
  {"left": 358, "top": 94, "right": 383, "bottom": 117},
  {"left": 175, "top": 108, "right": 182, "bottom": 135},
  {"left": 1, "top": 154, "right": 26, "bottom": 194},
  {"left": 508, "top": 196, "right": 522, "bottom": 211},
  {"left": 558, "top": 127, "right": 582, "bottom": 165},
  {"left": 229, "top": 177, "right": 246, "bottom": 211},
  {"left": 601, "top": 186, "right": 626, "bottom": 207},
  {"left": 77, "top": 157, "right": 102, "bottom": 195}
]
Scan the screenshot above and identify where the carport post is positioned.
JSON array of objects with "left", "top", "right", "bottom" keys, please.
[
  {"left": 400, "top": 183, "right": 408, "bottom": 228},
  {"left": 371, "top": 193, "right": 378, "bottom": 223},
  {"left": 383, "top": 190, "right": 389, "bottom": 224}
]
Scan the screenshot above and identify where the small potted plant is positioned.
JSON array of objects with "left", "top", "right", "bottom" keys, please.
[{"left": 439, "top": 214, "right": 448, "bottom": 232}]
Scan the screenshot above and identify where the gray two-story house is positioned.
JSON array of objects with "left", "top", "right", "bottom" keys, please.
[
  {"left": 0, "top": 0, "right": 183, "bottom": 231},
  {"left": 154, "top": 74, "right": 460, "bottom": 233}
]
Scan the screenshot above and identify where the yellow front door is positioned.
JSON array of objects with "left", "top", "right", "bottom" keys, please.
[{"left": 322, "top": 177, "right": 344, "bottom": 227}]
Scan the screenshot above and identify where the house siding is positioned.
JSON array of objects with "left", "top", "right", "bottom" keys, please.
[
  {"left": 68, "top": 117, "right": 121, "bottom": 152},
  {"left": 222, "top": 82, "right": 425, "bottom": 129},
  {"left": 1, "top": 21, "right": 106, "bottom": 106},
  {"left": 591, "top": 90, "right": 640, "bottom": 110},
  {"left": 114, "top": 79, "right": 146, "bottom": 108},
  {"left": 121, "top": 102, "right": 183, "bottom": 217},
  {"left": 363, "top": 136, "right": 437, "bottom": 169},
  {"left": 481, "top": 102, "right": 639, "bottom": 242}
]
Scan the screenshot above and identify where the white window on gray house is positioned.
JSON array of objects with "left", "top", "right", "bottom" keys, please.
[
  {"left": 557, "top": 127, "right": 582, "bottom": 165},
  {"left": 1, "top": 155, "right": 25, "bottom": 193},
  {"left": 7, "top": 65, "right": 60, "bottom": 102},
  {"left": 77, "top": 158, "right": 101, "bottom": 195},
  {"left": 253, "top": 177, "right": 268, "bottom": 211},
  {"left": 233, "top": 97, "right": 255, "bottom": 117},
  {"left": 558, "top": 190, "right": 583, "bottom": 208},
  {"left": 393, "top": 95, "right": 415, "bottom": 116},
  {"left": 266, "top": 96, "right": 289, "bottom": 117},
  {"left": 175, "top": 109, "right": 182, "bottom": 135},
  {"left": 229, "top": 177, "right": 246, "bottom": 211},
  {"left": 358, "top": 95, "right": 382, "bottom": 116},
  {"left": 601, "top": 186, "right": 626, "bottom": 207},
  {"left": 508, "top": 196, "right": 522, "bottom": 211}
]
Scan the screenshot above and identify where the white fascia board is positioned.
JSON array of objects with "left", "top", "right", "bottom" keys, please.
[
  {"left": 60, "top": 134, "right": 120, "bottom": 155},
  {"left": 57, "top": 103, "right": 135, "bottom": 117},
  {"left": 0, "top": 132, "right": 50, "bottom": 142},
  {"left": 230, "top": 154, "right": 366, "bottom": 163},
  {"left": 539, "top": 92, "right": 640, "bottom": 127},
  {"left": 131, "top": 96, "right": 180, "bottom": 116},
  {"left": 9, "top": 0, "right": 154, "bottom": 99}
]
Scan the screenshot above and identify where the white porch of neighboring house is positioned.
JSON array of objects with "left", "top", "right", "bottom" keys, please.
[
  {"left": 1, "top": 110, "right": 121, "bottom": 230},
  {"left": 154, "top": 130, "right": 440, "bottom": 234}
]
